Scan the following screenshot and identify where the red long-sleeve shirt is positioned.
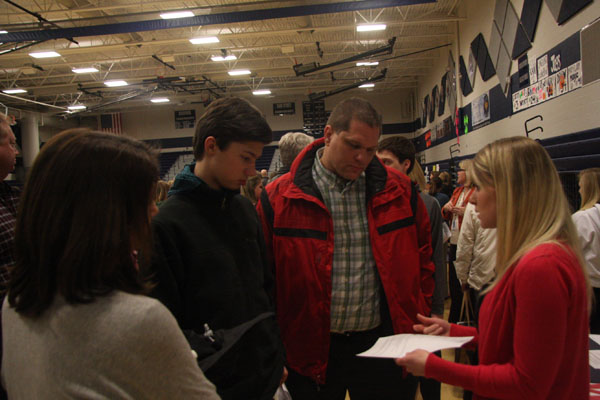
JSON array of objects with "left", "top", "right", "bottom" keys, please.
[{"left": 426, "top": 242, "right": 589, "bottom": 399}]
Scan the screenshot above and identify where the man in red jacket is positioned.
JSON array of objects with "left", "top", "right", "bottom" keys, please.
[{"left": 257, "top": 98, "right": 435, "bottom": 400}]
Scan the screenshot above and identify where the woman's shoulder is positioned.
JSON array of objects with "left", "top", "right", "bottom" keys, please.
[
  {"left": 104, "top": 291, "right": 174, "bottom": 323},
  {"left": 515, "top": 242, "right": 581, "bottom": 279}
]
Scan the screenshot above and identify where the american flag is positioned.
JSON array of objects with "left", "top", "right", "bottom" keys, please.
[{"left": 99, "top": 113, "right": 122, "bottom": 135}]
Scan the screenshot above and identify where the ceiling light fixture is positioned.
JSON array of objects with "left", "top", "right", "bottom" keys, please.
[
  {"left": 72, "top": 67, "right": 99, "bottom": 74},
  {"left": 160, "top": 11, "right": 194, "bottom": 19},
  {"left": 2, "top": 88, "right": 27, "bottom": 94},
  {"left": 211, "top": 55, "right": 237, "bottom": 62},
  {"left": 228, "top": 69, "right": 251, "bottom": 76},
  {"left": 104, "top": 80, "right": 128, "bottom": 87},
  {"left": 29, "top": 51, "right": 61, "bottom": 58},
  {"left": 252, "top": 89, "right": 271, "bottom": 95},
  {"left": 0, "top": 31, "right": 7, "bottom": 34},
  {"left": 357, "top": 24, "right": 387, "bottom": 32},
  {"left": 356, "top": 61, "right": 379, "bottom": 66},
  {"left": 67, "top": 105, "right": 86, "bottom": 110},
  {"left": 359, "top": 83, "right": 375, "bottom": 88},
  {"left": 189, "top": 36, "right": 219, "bottom": 44},
  {"left": 151, "top": 98, "right": 170, "bottom": 103}
]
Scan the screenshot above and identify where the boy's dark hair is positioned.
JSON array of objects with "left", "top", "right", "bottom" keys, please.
[
  {"left": 193, "top": 97, "right": 272, "bottom": 160},
  {"left": 9, "top": 129, "right": 159, "bottom": 317},
  {"left": 377, "top": 136, "right": 416, "bottom": 174},
  {"left": 326, "top": 97, "right": 381, "bottom": 135}
]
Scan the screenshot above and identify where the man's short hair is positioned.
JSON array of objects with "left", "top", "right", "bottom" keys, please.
[
  {"left": 193, "top": 97, "right": 272, "bottom": 160},
  {"left": 0, "top": 114, "right": 12, "bottom": 141},
  {"left": 377, "top": 136, "right": 416, "bottom": 174},
  {"left": 326, "top": 97, "right": 382, "bottom": 134},
  {"left": 278, "top": 132, "right": 314, "bottom": 168}
]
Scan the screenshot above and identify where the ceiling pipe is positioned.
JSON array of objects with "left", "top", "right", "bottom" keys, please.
[
  {"left": 0, "top": 91, "right": 67, "bottom": 110},
  {"left": 0, "top": 0, "right": 435, "bottom": 43}
]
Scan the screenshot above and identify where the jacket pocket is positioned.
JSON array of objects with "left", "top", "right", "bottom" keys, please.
[
  {"left": 273, "top": 227, "right": 327, "bottom": 240},
  {"left": 376, "top": 217, "right": 415, "bottom": 235}
]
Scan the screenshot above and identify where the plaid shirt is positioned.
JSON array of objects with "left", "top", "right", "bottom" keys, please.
[
  {"left": 312, "top": 149, "right": 381, "bottom": 332},
  {"left": 0, "top": 182, "right": 19, "bottom": 295}
]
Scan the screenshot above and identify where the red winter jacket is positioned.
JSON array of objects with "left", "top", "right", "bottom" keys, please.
[{"left": 257, "top": 138, "right": 435, "bottom": 384}]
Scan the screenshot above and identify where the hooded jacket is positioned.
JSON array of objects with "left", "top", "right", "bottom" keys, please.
[
  {"left": 149, "top": 163, "right": 285, "bottom": 400},
  {"left": 257, "top": 138, "right": 435, "bottom": 383}
]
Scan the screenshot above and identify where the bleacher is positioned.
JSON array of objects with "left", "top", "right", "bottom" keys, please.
[
  {"left": 158, "top": 144, "right": 280, "bottom": 181},
  {"left": 159, "top": 151, "right": 193, "bottom": 181},
  {"left": 256, "top": 145, "right": 277, "bottom": 172},
  {"left": 420, "top": 128, "right": 600, "bottom": 211}
]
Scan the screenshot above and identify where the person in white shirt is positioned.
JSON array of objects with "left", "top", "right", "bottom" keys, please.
[
  {"left": 572, "top": 167, "right": 600, "bottom": 333},
  {"left": 455, "top": 201, "right": 496, "bottom": 322}
]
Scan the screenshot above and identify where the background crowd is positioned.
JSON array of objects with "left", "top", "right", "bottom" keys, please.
[{"left": 0, "top": 97, "right": 595, "bottom": 400}]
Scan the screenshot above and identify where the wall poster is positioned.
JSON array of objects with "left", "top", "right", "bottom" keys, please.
[{"left": 471, "top": 91, "right": 491, "bottom": 128}]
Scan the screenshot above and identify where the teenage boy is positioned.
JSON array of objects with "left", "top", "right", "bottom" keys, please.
[
  {"left": 377, "top": 136, "right": 445, "bottom": 400},
  {"left": 149, "top": 97, "right": 286, "bottom": 400}
]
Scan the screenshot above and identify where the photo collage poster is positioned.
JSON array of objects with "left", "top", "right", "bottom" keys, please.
[{"left": 513, "top": 59, "right": 582, "bottom": 113}]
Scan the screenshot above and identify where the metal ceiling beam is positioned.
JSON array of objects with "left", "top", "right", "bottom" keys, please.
[{"left": 1, "top": 0, "right": 436, "bottom": 42}]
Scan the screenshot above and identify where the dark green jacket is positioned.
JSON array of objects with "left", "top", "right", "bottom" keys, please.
[{"left": 148, "top": 163, "right": 285, "bottom": 400}]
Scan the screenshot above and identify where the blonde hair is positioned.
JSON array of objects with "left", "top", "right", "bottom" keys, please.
[
  {"left": 409, "top": 160, "right": 427, "bottom": 189},
  {"left": 240, "top": 171, "right": 262, "bottom": 205},
  {"left": 459, "top": 159, "right": 473, "bottom": 186},
  {"left": 471, "top": 137, "right": 589, "bottom": 297},
  {"left": 155, "top": 180, "right": 171, "bottom": 203},
  {"left": 579, "top": 168, "right": 600, "bottom": 211},
  {"left": 0, "top": 113, "right": 12, "bottom": 140}
]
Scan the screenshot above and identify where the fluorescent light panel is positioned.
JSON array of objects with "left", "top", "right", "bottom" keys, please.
[
  {"left": 253, "top": 90, "right": 271, "bottom": 95},
  {"left": 72, "top": 67, "right": 99, "bottom": 74},
  {"left": 151, "top": 98, "right": 170, "bottom": 103},
  {"left": 0, "top": 31, "right": 7, "bottom": 34},
  {"left": 356, "top": 24, "right": 387, "bottom": 32},
  {"left": 228, "top": 69, "right": 251, "bottom": 76},
  {"left": 211, "top": 55, "right": 237, "bottom": 61},
  {"left": 29, "top": 51, "right": 61, "bottom": 58},
  {"left": 104, "top": 80, "right": 128, "bottom": 87},
  {"left": 356, "top": 61, "right": 379, "bottom": 66},
  {"left": 160, "top": 11, "right": 194, "bottom": 19},
  {"left": 2, "top": 88, "right": 26, "bottom": 94},
  {"left": 359, "top": 83, "right": 375, "bottom": 88},
  {"left": 67, "top": 105, "right": 86, "bottom": 110},
  {"left": 189, "top": 36, "right": 219, "bottom": 44}
]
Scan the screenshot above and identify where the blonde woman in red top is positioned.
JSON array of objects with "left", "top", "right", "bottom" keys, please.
[
  {"left": 442, "top": 160, "right": 475, "bottom": 323},
  {"left": 396, "top": 137, "right": 590, "bottom": 400}
]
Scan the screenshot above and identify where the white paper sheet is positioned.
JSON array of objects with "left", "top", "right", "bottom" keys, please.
[
  {"left": 356, "top": 334, "right": 474, "bottom": 359},
  {"left": 590, "top": 334, "right": 600, "bottom": 346},
  {"left": 590, "top": 350, "right": 600, "bottom": 369}
]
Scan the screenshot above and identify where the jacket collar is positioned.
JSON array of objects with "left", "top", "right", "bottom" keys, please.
[
  {"left": 289, "top": 137, "right": 389, "bottom": 201},
  {"left": 169, "top": 162, "right": 239, "bottom": 206}
]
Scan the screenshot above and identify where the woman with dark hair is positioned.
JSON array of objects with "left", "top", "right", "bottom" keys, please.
[
  {"left": 429, "top": 176, "right": 450, "bottom": 209},
  {"left": 2, "top": 129, "right": 220, "bottom": 399}
]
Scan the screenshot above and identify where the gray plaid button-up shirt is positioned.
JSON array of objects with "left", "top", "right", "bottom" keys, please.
[{"left": 312, "top": 149, "right": 381, "bottom": 332}]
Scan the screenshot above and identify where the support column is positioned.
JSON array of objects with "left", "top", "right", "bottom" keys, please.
[{"left": 20, "top": 115, "right": 39, "bottom": 169}]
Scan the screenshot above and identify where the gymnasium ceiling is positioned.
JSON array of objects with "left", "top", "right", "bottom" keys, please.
[{"left": 0, "top": 0, "right": 462, "bottom": 115}]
